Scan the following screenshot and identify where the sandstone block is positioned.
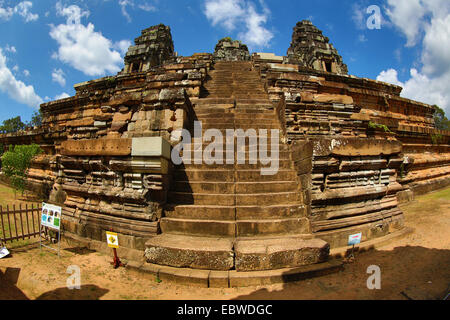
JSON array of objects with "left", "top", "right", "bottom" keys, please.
[{"left": 159, "top": 88, "right": 185, "bottom": 102}]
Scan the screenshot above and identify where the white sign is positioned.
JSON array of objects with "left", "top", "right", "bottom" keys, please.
[
  {"left": 41, "top": 203, "right": 62, "bottom": 231},
  {"left": 0, "top": 247, "right": 10, "bottom": 259},
  {"left": 348, "top": 233, "right": 362, "bottom": 246}
]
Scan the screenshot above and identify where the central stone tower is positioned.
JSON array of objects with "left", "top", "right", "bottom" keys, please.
[
  {"left": 123, "top": 24, "right": 175, "bottom": 74},
  {"left": 287, "top": 20, "right": 348, "bottom": 74},
  {"left": 213, "top": 38, "right": 251, "bottom": 61}
]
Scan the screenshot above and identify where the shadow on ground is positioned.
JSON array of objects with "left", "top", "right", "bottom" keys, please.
[
  {"left": 64, "top": 246, "right": 96, "bottom": 255},
  {"left": 0, "top": 267, "right": 109, "bottom": 300},
  {"left": 233, "top": 246, "right": 450, "bottom": 300}
]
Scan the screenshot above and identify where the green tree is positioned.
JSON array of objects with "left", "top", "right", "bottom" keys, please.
[
  {"left": 1, "top": 144, "right": 42, "bottom": 197},
  {"left": 0, "top": 116, "right": 26, "bottom": 134},
  {"left": 28, "top": 110, "right": 43, "bottom": 127},
  {"left": 432, "top": 105, "right": 450, "bottom": 130}
]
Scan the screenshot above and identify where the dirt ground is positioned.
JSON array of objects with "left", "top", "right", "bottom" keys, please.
[{"left": 0, "top": 187, "right": 449, "bottom": 300}]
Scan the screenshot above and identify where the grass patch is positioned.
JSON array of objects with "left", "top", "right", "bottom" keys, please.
[{"left": 421, "top": 188, "right": 450, "bottom": 201}]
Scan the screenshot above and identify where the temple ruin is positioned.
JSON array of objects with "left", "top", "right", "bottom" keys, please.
[{"left": 1, "top": 21, "right": 449, "bottom": 287}]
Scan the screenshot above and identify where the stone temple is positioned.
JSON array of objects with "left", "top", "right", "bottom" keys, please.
[{"left": 1, "top": 22, "right": 449, "bottom": 287}]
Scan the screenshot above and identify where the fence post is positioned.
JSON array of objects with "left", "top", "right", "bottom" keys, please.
[
  {"left": 6, "top": 205, "right": 11, "bottom": 241},
  {"left": 25, "top": 203, "right": 31, "bottom": 239},
  {"left": 13, "top": 204, "right": 19, "bottom": 242},
  {"left": 32, "top": 203, "right": 37, "bottom": 236},
  {"left": 0, "top": 206, "right": 5, "bottom": 243},
  {"left": 19, "top": 203, "right": 25, "bottom": 240}
]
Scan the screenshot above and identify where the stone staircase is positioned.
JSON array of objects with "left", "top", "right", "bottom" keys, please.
[{"left": 145, "top": 61, "right": 330, "bottom": 273}]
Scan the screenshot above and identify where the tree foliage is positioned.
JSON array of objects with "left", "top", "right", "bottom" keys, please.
[
  {"left": 0, "top": 110, "right": 43, "bottom": 134},
  {"left": 0, "top": 116, "right": 26, "bottom": 134},
  {"left": 1, "top": 144, "right": 42, "bottom": 195},
  {"left": 433, "top": 105, "right": 450, "bottom": 130},
  {"left": 28, "top": 110, "right": 43, "bottom": 127}
]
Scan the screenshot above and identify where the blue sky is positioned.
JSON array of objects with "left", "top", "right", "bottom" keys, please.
[{"left": 1, "top": 0, "right": 449, "bottom": 124}]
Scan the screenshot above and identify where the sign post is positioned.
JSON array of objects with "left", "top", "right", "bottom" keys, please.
[
  {"left": 106, "top": 230, "right": 123, "bottom": 269},
  {"left": 347, "top": 232, "right": 362, "bottom": 259},
  {"left": 40, "top": 203, "right": 62, "bottom": 258}
]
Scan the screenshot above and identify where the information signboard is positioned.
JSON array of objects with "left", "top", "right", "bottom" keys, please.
[
  {"left": 41, "top": 203, "right": 62, "bottom": 231},
  {"left": 40, "top": 203, "right": 62, "bottom": 257},
  {"left": 348, "top": 233, "right": 362, "bottom": 246}
]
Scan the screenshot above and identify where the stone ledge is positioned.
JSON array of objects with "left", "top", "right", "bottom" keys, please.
[
  {"left": 329, "top": 227, "right": 414, "bottom": 258},
  {"left": 126, "top": 259, "right": 343, "bottom": 288},
  {"left": 61, "top": 138, "right": 132, "bottom": 156}
]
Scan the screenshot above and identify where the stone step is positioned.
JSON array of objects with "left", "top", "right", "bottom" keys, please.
[
  {"left": 204, "top": 82, "right": 263, "bottom": 86},
  {"left": 194, "top": 113, "right": 275, "bottom": 120},
  {"left": 236, "top": 204, "right": 306, "bottom": 220},
  {"left": 138, "top": 259, "right": 343, "bottom": 288},
  {"left": 203, "top": 92, "right": 267, "bottom": 97},
  {"left": 173, "top": 181, "right": 297, "bottom": 194},
  {"left": 194, "top": 98, "right": 271, "bottom": 106},
  {"left": 193, "top": 98, "right": 235, "bottom": 105},
  {"left": 235, "top": 192, "right": 300, "bottom": 206},
  {"left": 144, "top": 234, "right": 329, "bottom": 272},
  {"left": 236, "top": 181, "right": 297, "bottom": 193},
  {"left": 145, "top": 234, "right": 235, "bottom": 271},
  {"left": 164, "top": 203, "right": 306, "bottom": 221},
  {"left": 168, "top": 192, "right": 235, "bottom": 205},
  {"left": 164, "top": 205, "right": 236, "bottom": 220},
  {"left": 174, "top": 161, "right": 292, "bottom": 172},
  {"left": 175, "top": 150, "right": 293, "bottom": 162},
  {"left": 234, "top": 237, "right": 329, "bottom": 271},
  {"left": 236, "top": 169, "right": 298, "bottom": 182},
  {"left": 160, "top": 217, "right": 235, "bottom": 237},
  {"left": 174, "top": 181, "right": 235, "bottom": 194},
  {"left": 174, "top": 169, "right": 234, "bottom": 182},
  {"left": 160, "top": 217, "right": 309, "bottom": 238},
  {"left": 234, "top": 106, "right": 275, "bottom": 112},
  {"left": 200, "top": 123, "right": 280, "bottom": 130},
  {"left": 236, "top": 217, "right": 309, "bottom": 237}
]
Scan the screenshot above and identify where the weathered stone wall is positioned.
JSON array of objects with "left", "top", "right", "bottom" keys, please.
[
  {"left": 0, "top": 50, "right": 213, "bottom": 251},
  {"left": 213, "top": 39, "right": 250, "bottom": 61},
  {"left": 255, "top": 57, "right": 450, "bottom": 247}
]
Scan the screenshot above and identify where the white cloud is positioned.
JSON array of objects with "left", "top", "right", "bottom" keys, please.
[
  {"left": 377, "top": 0, "right": 450, "bottom": 115},
  {"left": 377, "top": 68, "right": 449, "bottom": 113},
  {"left": 352, "top": 3, "right": 366, "bottom": 30},
  {"left": 205, "top": 0, "right": 245, "bottom": 31},
  {"left": 50, "top": 2, "right": 126, "bottom": 77},
  {"left": 0, "top": 48, "right": 43, "bottom": 108},
  {"left": 358, "top": 34, "right": 368, "bottom": 42},
  {"left": 118, "top": 0, "right": 156, "bottom": 22},
  {"left": 0, "top": 6, "right": 13, "bottom": 20},
  {"left": 14, "top": 1, "right": 38, "bottom": 22},
  {"left": 52, "top": 68, "right": 66, "bottom": 87},
  {"left": 204, "top": 0, "right": 273, "bottom": 49},
  {"left": 0, "top": 1, "right": 38, "bottom": 22},
  {"left": 23, "top": 69, "right": 30, "bottom": 77},
  {"left": 113, "top": 39, "right": 132, "bottom": 56},
  {"left": 5, "top": 44, "right": 16, "bottom": 53},
  {"left": 421, "top": 14, "right": 450, "bottom": 77},
  {"left": 119, "top": 0, "right": 132, "bottom": 23},
  {"left": 385, "top": 0, "right": 450, "bottom": 47},
  {"left": 54, "top": 92, "right": 70, "bottom": 100},
  {"left": 12, "top": 65, "right": 19, "bottom": 73},
  {"left": 138, "top": 3, "right": 156, "bottom": 12}
]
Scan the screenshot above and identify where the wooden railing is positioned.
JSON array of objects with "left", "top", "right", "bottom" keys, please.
[{"left": 0, "top": 204, "right": 41, "bottom": 243}]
